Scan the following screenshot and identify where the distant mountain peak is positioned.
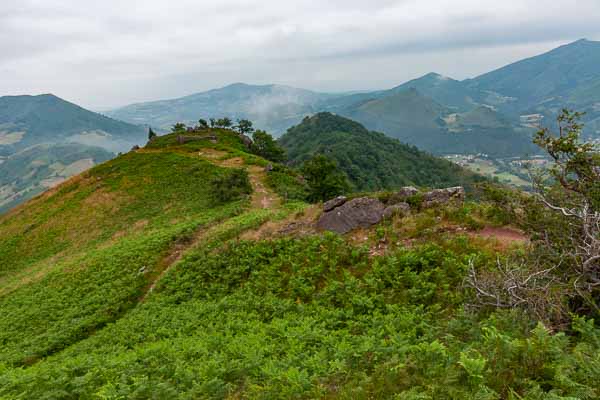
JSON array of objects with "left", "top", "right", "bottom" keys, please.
[{"left": 422, "top": 72, "right": 453, "bottom": 81}]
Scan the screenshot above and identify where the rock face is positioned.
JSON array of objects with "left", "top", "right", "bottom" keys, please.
[
  {"left": 239, "top": 134, "right": 253, "bottom": 149},
  {"left": 317, "top": 186, "right": 464, "bottom": 234},
  {"left": 423, "top": 186, "right": 465, "bottom": 207},
  {"left": 383, "top": 202, "right": 410, "bottom": 219},
  {"left": 388, "top": 186, "right": 419, "bottom": 204},
  {"left": 323, "top": 196, "right": 347, "bottom": 212},
  {"left": 317, "top": 197, "right": 385, "bottom": 234}
]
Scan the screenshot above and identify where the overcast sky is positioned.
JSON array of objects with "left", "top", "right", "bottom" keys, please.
[{"left": 2, "top": 0, "right": 600, "bottom": 110}]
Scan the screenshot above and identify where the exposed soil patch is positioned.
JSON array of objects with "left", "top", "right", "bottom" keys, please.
[
  {"left": 247, "top": 165, "right": 278, "bottom": 209},
  {"left": 219, "top": 157, "right": 245, "bottom": 167},
  {"left": 198, "top": 149, "right": 228, "bottom": 159},
  {"left": 471, "top": 226, "right": 529, "bottom": 249}
]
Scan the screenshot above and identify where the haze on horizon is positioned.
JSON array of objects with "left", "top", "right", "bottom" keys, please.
[{"left": 2, "top": 0, "right": 600, "bottom": 110}]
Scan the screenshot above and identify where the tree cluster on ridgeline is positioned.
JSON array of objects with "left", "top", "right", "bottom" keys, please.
[{"left": 156, "top": 116, "right": 349, "bottom": 201}]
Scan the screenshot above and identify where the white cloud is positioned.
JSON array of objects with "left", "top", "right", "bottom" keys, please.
[{"left": 1, "top": 0, "right": 599, "bottom": 109}]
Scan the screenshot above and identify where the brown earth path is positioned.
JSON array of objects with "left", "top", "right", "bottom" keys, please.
[{"left": 472, "top": 226, "right": 529, "bottom": 249}]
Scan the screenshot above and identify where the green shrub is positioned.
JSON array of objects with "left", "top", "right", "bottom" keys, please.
[{"left": 209, "top": 168, "right": 252, "bottom": 204}]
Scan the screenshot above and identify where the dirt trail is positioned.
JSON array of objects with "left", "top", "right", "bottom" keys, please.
[
  {"left": 471, "top": 226, "right": 529, "bottom": 249},
  {"left": 140, "top": 150, "right": 281, "bottom": 301}
]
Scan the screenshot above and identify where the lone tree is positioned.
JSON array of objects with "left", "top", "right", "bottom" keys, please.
[
  {"left": 468, "top": 110, "right": 600, "bottom": 325},
  {"left": 171, "top": 123, "right": 186, "bottom": 132},
  {"left": 532, "top": 110, "right": 600, "bottom": 309},
  {"left": 236, "top": 119, "right": 254, "bottom": 136},
  {"left": 148, "top": 127, "right": 157, "bottom": 141},
  {"left": 301, "top": 154, "right": 350, "bottom": 203},
  {"left": 250, "top": 130, "right": 286, "bottom": 163}
]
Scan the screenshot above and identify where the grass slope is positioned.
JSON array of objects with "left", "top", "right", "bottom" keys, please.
[{"left": 0, "top": 127, "right": 599, "bottom": 398}]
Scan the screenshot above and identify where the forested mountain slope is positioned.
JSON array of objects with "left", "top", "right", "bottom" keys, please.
[{"left": 279, "top": 112, "right": 487, "bottom": 190}]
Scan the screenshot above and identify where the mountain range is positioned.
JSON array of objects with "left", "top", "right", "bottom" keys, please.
[
  {"left": 107, "top": 39, "right": 600, "bottom": 156},
  {"left": 3, "top": 39, "right": 600, "bottom": 214}
]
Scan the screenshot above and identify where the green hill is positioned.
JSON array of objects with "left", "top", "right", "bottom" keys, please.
[
  {"left": 470, "top": 39, "right": 600, "bottom": 110},
  {"left": 388, "top": 72, "right": 480, "bottom": 112},
  {"left": 279, "top": 112, "right": 486, "bottom": 191},
  {"left": 0, "top": 143, "right": 113, "bottom": 214},
  {"left": 0, "top": 125, "right": 598, "bottom": 398},
  {"left": 335, "top": 91, "right": 537, "bottom": 157},
  {"left": 0, "top": 94, "right": 146, "bottom": 156}
]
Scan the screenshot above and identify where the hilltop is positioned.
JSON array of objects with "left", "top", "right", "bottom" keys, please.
[
  {"left": 0, "top": 120, "right": 598, "bottom": 398},
  {"left": 279, "top": 112, "right": 486, "bottom": 191}
]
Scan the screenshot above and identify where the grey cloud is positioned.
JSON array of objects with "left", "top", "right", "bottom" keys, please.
[{"left": 1, "top": 0, "right": 599, "bottom": 109}]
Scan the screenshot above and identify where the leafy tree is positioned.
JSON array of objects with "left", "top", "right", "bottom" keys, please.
[
  {"left": 236, "top": 119, "right": 254, "bottom": 135},
  {"left": 171, "top": 123, "right": 186, "bottom": 132},
  {"left": 468, "top": 110, "right": 600, "bottom": 325},
  {"left": 209, "top": 118, "right": 216, "bottom": 128},
  {"left": 250, "top": 130, "right": 286, "bottom": 163},
  {"left": 148, "top": 127, "right": 157, "bottom": 141},
  {"left": 301, "top": 154, "right": 350, "bottom": 202},
  {"left": 198, "top": 119, "right": 209, "bottom": 129},
  {"left": 215, "top": 117, "right": 233, "bottom": 128}
]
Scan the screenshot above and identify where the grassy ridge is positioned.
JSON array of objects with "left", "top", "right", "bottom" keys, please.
[
  {"left": 0, "top": 150, "right": 241, "bottom": 277},
  {"left": 0, "top": 136, "right": 255, "bottom": 367}
]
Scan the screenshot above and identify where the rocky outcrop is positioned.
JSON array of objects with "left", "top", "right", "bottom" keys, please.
[
  {"left": 323, "top": 196, "right": 347, "bottom": 212},
  {"left": 383, "top": 202, "right": 410, "bottom": 219},
  {"left": 239, "top": 134, "right": 253, "bottom": 149},
  {"left": 317, "top": 186, "right": 465, "bottom": 234},
  {"left": 388, "top": 186, "right": 419, "bottom": 204},
  {"left": 423, "top": 187, "right": 465, "bottom": 208},
  {"left": 317, "top": 197, "right": 385, "bottom": 234}
]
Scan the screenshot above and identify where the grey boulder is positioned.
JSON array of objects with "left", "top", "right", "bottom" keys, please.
[
  {"left": 388, "top": 186, "right": 419, "bottom": 204},
  {"left": 383, "top": 202, "right": 411, "bottom": 219},
  {"left": 423, "top": 186, "right": 465, "bottom": 207},
  {"left": 317, "top": 197, "right": 385, "bottom": 234},
  {"left": 323, "top": 196, "right": 347, "bottom": 212}
]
